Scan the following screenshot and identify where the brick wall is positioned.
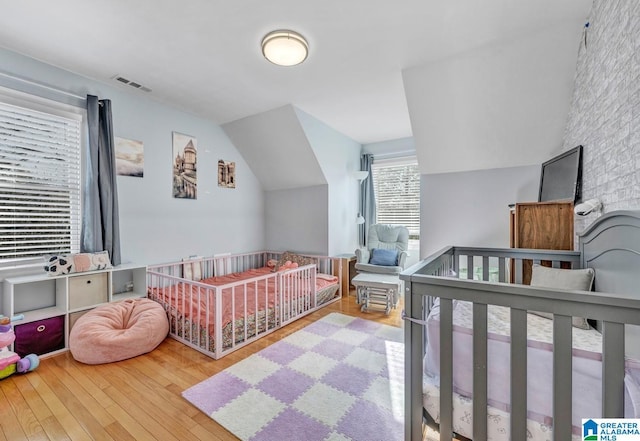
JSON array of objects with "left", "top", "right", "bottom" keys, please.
[{"left": 562, "top": 0, "right": 640, "bottom": 231}]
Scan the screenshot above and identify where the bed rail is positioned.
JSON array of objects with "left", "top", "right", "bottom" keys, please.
[
  {"left": 147, "top": 251, "right": 341, "bottom": 359},
  {"left": 401, "top": 246, "right": 640, "bottom": 441},
  {"left": 147, "top": 251, "right": 340, "bottom": 292},
  {"left": 147, "top": 269, "right": 281, "bottom": 358}
]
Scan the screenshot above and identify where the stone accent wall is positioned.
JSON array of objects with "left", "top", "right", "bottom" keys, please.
[{"left": 562, "top": 0, "right": 640, "bottom": 231}]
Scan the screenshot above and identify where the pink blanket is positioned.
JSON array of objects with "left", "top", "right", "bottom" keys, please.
[
  {"left": 150, "top": 267, "right": 338, "bottom": 335},
  {"left": 203, "top": 267, "right": 279, "bottom": 326}
]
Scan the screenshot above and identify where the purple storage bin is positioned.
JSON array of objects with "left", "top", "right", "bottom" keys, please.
[{"left": 14, "top": 315, "right": 65, "bottom": 357}]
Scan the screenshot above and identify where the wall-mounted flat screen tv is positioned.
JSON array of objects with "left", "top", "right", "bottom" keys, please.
[{"left": 538, "top": 145, "right": 583, "bottom": 204}]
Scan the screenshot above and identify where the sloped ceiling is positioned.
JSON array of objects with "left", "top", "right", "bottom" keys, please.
[
  {"left": 222, "top": 105, "right": 327, "bottom": 191},
  {"left": 0, "top": 1, "right": 592, "bottom": 184},
  {"left": 0, "top": 0, "right": 592, "bottom": 146},
  {"left": 403, "top": 19, "right": 590, "bottom": 175}
]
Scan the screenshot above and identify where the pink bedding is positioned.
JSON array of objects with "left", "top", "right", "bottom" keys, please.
[
  {"left": 204, "top": 267, "right": 279, "bottom": 326},
  {"left": 149, "top": 267, "right": 338, "bottom": 335}
]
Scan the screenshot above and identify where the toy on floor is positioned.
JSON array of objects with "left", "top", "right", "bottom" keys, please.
[{"left": 0, "top": 314, "right": 39, "bottom": 380}]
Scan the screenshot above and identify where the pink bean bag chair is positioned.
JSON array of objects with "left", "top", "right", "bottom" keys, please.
[{"left": 69, "top": 298, "right": 168, "bottom": 365}]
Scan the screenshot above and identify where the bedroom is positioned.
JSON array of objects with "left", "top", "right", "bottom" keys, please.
[{"left": 0, "top": 0, "right": 638, "bottom": 439}]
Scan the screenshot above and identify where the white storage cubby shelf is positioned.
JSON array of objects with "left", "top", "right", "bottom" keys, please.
[{"left": 2, "top": 263, "right": 147, "bottom": 358}]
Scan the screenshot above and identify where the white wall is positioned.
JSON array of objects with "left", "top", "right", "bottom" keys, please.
[
  {"left": 265, "top": 185, "right": 328, "bottom": 254},
  {"left": 362, "top": 137, "right": 415, "bottom": 159},
  {"left": 420, "top": 165, "right": 539, "bottom": 258},
  {"left": 0, "top": 47, "right": 265, "bottom": 265},
  {"left": 403, "top": 22, "right": 585, "bottom": 175},
  {"left": 222, "top": 105, "right": 327, "bottom": 191},
  {"left": 295, "top": 108, "right": 362, "bottom": 256}
]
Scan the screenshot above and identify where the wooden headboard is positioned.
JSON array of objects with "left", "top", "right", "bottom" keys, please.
[{"left": 579, "top": 210, "right": 640, "bottom": 357}]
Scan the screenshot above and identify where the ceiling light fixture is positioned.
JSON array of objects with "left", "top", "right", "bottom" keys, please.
[{"left": 261, "top": 30, "right": 309, "bottom": 66}]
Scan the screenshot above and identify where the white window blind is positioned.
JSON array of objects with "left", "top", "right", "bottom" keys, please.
[
  {"left": 0, "top": 100, "right": 82, "bottom": 261},
  {"left": 371, "top": 157, "right": 420, "bottom": 239}
]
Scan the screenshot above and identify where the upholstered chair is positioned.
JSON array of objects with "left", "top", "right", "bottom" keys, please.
[{"left": 355, "top": 224, "right": 410, "bottom": 275}]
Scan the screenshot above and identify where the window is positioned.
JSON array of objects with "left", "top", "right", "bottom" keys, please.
[
  {"left": 0, "top": 97, "right": 82, "bottom": 262},
  {"left": 371, "top": 157, "right": 420, "bottom": 242}
]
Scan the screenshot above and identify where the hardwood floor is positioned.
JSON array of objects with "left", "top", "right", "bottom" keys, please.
[{"left": 0, "top": 292, "right": 405, "bottom": 440}]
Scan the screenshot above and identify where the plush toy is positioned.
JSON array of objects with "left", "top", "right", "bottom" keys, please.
[
  {"left": 0, "top": 315, "right": 39, "bottom": 380},
  {"left": 90, "top": 251, "right": 112, "bottom": 271},
  {"left": 277, "top": 260, "right": 299, "bottom": 271},
  {"left": 44, "top": 254, "right": 74, "bottom": 276},
  {"left": 44, "top": 251, "right": 113, "bottom": 276}
]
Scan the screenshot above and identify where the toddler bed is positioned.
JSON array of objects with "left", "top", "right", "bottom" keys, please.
[
  {"left": 401, "top": 210, "right": 640, "bottom": 440},
  {"left": 147, "top": 251, "right": 340, "bottom": 359}
]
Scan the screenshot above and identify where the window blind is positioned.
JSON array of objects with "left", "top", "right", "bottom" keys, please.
[
  {"left": 0, "top": 100, "right": 82, "bottom": 261},
  {"left": 371, "top": 158, "right": 420, "bottom": 239}
]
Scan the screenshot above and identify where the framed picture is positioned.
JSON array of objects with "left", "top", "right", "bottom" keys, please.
[
  {"left": 115, "top": 137, "right": 144, "bottom": 177},
  {"left": 218, "top": 159, "right": 235, "bottom": 188},
  {"left": 172, "top": 132, "right": 197, "bottom": 199}
]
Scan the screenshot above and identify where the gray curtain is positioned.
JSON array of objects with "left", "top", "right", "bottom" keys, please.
[
  {"left": 81, "top": 95, "right": 121, "bottom": 266},
  {"left": 358, "top": 153, "right": 376, "bottom": 247}
]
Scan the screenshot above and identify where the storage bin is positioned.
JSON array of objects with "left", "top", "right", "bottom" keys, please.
[
  {"left": 14, "top": 316, "right": 65, "bottom": 357},
  {"left": 69, "top": 310, "right": 91, "bottom": 332},
  {"left": 68, "top": 272, "right": 108, "bottom": 310}
]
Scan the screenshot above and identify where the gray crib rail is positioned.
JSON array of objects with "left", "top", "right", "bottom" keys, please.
[{"left": 401, "top": 246, "right": 640, "bottom": 441}]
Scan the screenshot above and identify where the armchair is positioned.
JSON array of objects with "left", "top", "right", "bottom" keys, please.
[{"left": 355, "top": 224, "right": 409, "bottom": 275}]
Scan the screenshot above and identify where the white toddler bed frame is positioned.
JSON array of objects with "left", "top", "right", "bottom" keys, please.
[
  {"left": 147, "top": 251, "right": 341, "bottom": 359},
  {"left": 401, "top": 210, "right": 640, "bottom": 440}
]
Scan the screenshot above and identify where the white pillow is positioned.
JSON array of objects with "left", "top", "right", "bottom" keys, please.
[
  {"left": 529, "top": 264, "right": 595, "bottom": 329},
  {"left": 182, "top": 257, "right": 203, "bottom": 281}
]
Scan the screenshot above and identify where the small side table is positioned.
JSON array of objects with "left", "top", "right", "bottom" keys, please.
[{"left": 334, "top": 254, "right": 357, "bottom": 297}]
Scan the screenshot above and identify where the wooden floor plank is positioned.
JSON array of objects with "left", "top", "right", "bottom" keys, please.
[
  {"left": 44, "top": 358, "right": 117, "bottom": 434},
  {"left": 58, "top": 360, "right": 118, "bottom": 411},
  {"left": 37, "top": 416, "right": 72, "bottom": 441},
  {"left": 0, "top": 376, "right": 47, "bottom": 440},
  {"left": 0, "top": 383, "right": 29, "bottom": 440},
  {"left": 33, "top": 360, "right": 108, "bottom": 441},
  {"left": 107, "top": 362, "right": 201, "bottom": 441},
  {"left": 0, "top": 293, "right": 403, "bottom": 440},
  {"left": 103, "top": 421, "right": 137, "bottom": 441},
  {"left": 11, "top": 375, "right": 63, "bottom": 441}
]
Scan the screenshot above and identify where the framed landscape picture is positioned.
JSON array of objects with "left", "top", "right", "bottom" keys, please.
[{"left": 115, "top": 137, "right": 144, "bottom": 177}]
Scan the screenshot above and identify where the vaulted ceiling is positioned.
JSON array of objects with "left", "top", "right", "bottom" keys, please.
[{"left": 0, "top": 0, "right": 592, "bottom": 146}]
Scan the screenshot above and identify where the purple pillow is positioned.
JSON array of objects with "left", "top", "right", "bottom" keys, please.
[{"left": 369, "top": 248, "right": 398, "bottom": 266}]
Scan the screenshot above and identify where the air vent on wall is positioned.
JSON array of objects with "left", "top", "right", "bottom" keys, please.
[{"left": 112, "top": 75, "right": 152, "bottom": 93}]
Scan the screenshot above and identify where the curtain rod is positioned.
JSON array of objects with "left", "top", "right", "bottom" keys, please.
[
  {"left": 0, "top": 71, "right": 86, "bottom": 101},
  {"left": 371, "top": 150, "right": 416, "bottom": 160}
]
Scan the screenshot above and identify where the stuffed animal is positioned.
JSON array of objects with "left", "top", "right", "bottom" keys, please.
[
  {"left": 277, "top": 260, "right": 299, "bottom": 271},
  {"left": 90, "top": 251, "right": 112, "bottom": 270},
  {"left": 44, "top": 254, "right": 74, "bottom": 276},
  {"left": 0, "top": 315, "right": 39, "bottom": 380}
]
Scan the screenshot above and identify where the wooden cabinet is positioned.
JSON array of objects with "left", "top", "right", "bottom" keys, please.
[
  {"left": 2, "top": 263, "right": 146, "bottom": 357},
  {"left": 510, "top": 202, "right": 574, "bottom": 284},
  {"left": 334, "top": 254, "right": 357, "bottom": 297}
]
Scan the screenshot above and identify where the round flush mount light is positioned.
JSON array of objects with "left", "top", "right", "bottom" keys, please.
[{"left": 261, "top": 30, "right": 309, "bottom": 66}]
